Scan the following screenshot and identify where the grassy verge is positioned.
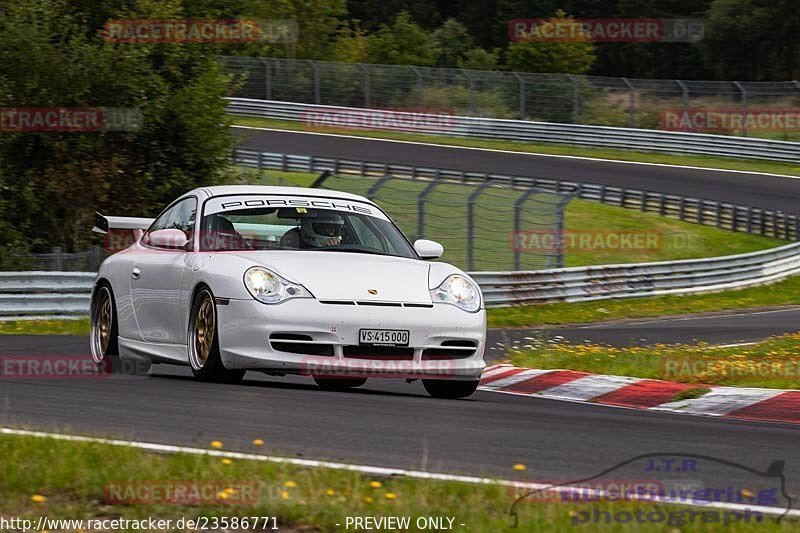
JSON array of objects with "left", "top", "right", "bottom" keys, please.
[
  {"left": 487, "top": 275, "right": 800, "bottom": 328},
  {"left": 507, "top": 332, "right": 800, "bottom": 389},
  {"left": 230, "top": 116, "right": 800, "bottom": 177},
  {"left": 0, "top": 318, "right": 89, "bottom": 335},
  {"left": 1, "top": 434, "right": 792, "bottom": 532},
  {"left": 236, "top": 167, "right": 783, "bottom": 269}
]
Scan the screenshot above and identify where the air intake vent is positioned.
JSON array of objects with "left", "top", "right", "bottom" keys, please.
[
  {"left": 343, "top": 346, "right": 414, "bottom": 360},
  {"left": 269, "top": 333, "right": 334, "bottom": 356},
  {"left": 422, "top": 340, "right": 477, "bottom": 360}
]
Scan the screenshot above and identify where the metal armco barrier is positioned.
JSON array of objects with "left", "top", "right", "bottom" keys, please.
[
  {"left": 0, "top": 272, "right": 94, "bottom": 316},
  {"left": 227, "top": 98, "right": 800, "bottom": 162},
  {"left": 4, "top": 242, "right": 800, "bottom": 314},
  {"left": 233, "top": 149, "right": 800, "bottom": 241},
  {"left": 473, "top": 241, "right": 800, "bottom": 307}
]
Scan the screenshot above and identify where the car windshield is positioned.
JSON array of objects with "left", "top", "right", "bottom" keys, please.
[{"left": 199, "top": 195, "right": 417, "bottom": 259}]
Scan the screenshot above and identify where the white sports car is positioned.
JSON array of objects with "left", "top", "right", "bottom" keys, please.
[{"left": 90, "top": 184, "right": 486, "bottom": 398}]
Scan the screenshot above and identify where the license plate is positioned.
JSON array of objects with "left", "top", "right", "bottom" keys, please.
[{"left": 359, "top": 329, "right": 410, "bottom": 346}]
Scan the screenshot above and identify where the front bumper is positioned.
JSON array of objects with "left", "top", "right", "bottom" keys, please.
[{"left": 216, "top": 298, "right": 486, "bottom": 380}]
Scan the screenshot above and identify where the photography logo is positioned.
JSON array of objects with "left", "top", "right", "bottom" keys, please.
[{"left": 508, "top": 453, "right": 792, "bottom": 528}]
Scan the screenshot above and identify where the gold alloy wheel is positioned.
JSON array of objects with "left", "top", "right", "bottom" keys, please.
[
  {"left": 98, "top": 290, "right": 112, "bottom": 355},
  {"left": 193, "top": 292, "right": 215, "bottom": 366},
  {"left": 91, "top": 286, "right": 113, "bottom": 363}
]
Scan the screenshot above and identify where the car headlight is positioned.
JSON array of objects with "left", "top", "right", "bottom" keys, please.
[
  {"left": 430, "top": 274, "right": 481, "bottom": 312},
  {"left": 244, "top": 267, "right": 313, "bottom": 304}
]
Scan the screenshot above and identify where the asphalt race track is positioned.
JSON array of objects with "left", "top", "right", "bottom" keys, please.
[
  {"left": 2, "top": 131, "right": 799, "bottom": 515},
  {"left": 486, "top": 307, "right": 800, "bottom": 355},
  {"left": 233, "top": 127, "right": 800, "bottom": 213},
  {"left": 1, "top": 335, "right": 798, "bottom": 497}
]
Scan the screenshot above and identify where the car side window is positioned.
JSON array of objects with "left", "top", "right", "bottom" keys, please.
[
  {"left": 143, "top": 197, "right": 197, "bottom": 249},
  {"left": 348, "top": 216, "right": 387, "bottom": 251}
]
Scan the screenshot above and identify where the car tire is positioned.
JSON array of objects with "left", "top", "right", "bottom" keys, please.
[
  {"left": 90, "top": 283, "right": 151, "bottom": 376},
  {"left": 422, "top": 379, "right": 479, "bottom": 399},
  {"left": 90, "top": 282, "right": 120, "bottom": 364},
  {"left": 188, "top": 287, "right": 246, "bottom": 384},
  {"left": 314, "top": 377, "right": 368, "bottom": 390}
]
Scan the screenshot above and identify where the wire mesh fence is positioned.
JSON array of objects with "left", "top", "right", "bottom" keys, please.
[
  {"left": 222, "top": 56, "right": 800, "bottom": 138},
  {"left": 313, "top": 173, "right": 571, "bottom": 271},
  {"left": 4, "top": 247, "right": 104, "bottom": 272}
]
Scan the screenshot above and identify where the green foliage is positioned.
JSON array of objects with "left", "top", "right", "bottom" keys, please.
[
  {"left": 431, "top": 18, "right": 472, "bottom": 68},
  {"left": 367, "top": 11, "right": 438, "bottom": 66},
  {"left": 702, "top": 0, "right": 800, "bottom": 80},
  {"left": 458, "top": 48, "right": 500, "bottom": 71},
  {"left": 331, "top": 21, "right": 371, "bottom": 63},
  {"left": 0, "top": 0, "right": 236, "bottom": 252},
  {"left": 505, "top": 11, "right": 596, "bottom": 74}
]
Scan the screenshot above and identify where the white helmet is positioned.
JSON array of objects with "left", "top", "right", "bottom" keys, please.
[{"left": 301, "top": 211, "right": 344, "bottom": 247}]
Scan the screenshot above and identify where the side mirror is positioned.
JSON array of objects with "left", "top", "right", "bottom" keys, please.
[
  {"left": 414, "top": 239, "right": 444, "bottom": 260},
  {"left": 147, "top": 228, "right": 190, "bottom": 250}
]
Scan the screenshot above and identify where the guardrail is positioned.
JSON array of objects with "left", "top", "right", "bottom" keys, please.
[
  {"left": 473, "top": 241, "right": 800, "bottom": 306},
  {"left": 227, "top": 98, "right": 800, "bottom": 162},
  {"left": 233, "top": 149, "right": 800, "bottom": 240},
  {"left": 0, "top": 272, "right": 94, "bottom": 317},
  {"left": 4, "top": 242, "right": 800, "bottom": 314}
]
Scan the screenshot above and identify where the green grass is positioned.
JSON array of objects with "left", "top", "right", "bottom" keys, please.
[
  {"left": 231, "top": 115, "right": 800, "bottom": 177},
  {"left": 0, "top": 318, "right": 89, "bottom": 335},
  {"left": 487, "top": 275, "right": 800, "bottom": 328},
  {"left": 1, "top": 433, "right": 794, "bottom": 532},
  {"left": 232, "top": 167, "right": 783, "bottom": 271},
  {"left": 507, "top": 332, "right": 800, "bottom": 389}
]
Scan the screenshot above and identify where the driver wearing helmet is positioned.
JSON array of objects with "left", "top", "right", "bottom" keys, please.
[{"left": 300, "top": 211, "right": 344, "bottom": 248}]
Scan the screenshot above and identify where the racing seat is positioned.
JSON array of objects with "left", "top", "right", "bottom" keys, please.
[
  {"left": 279, "top": 227, "right": 301, "bottom": 249},
  {"left": 204, "top": 214, "right": 244, "bottom": 250}
]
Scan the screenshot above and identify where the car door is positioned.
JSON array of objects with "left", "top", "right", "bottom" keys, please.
[{"left": 130, "top": 196, "right": 197, "bottom": 345}]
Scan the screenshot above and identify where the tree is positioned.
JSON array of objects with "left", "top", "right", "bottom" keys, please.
[
  {"left": 432, "top": 18, "right": 472, "bottom": 67},
  {"left": 505, "top": 11, "right": 596, "bottom": 74},
  {"left": 702, "top": 0, "right": 800, "bottom": 80},
  {"left": 458, "top": 48, "right": 500, "bottom": 71},
  {"left": 367, "top": 11, "right": 438, "bottom": 66},
  {"left": 0, "top": 0, "right": 236, "bottom": 252},
  {"left": 332, "top": 21, "right": 371, "bottom": 63}
]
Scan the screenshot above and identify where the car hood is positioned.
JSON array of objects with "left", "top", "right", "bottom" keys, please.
[{"left": 233, "top": 251, "right": 433, "bottom": 303}]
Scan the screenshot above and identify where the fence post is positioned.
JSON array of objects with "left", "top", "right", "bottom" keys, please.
[
  {"left": 52, "top": 247, "right": 63, "bottom": 271},
  {"left": 410, "top": 66, "right": 424, "bottom": 107},
  {"left": 466, "top": 180, "right": 493, "bottom": 271},
  {"left": 462, "top": 69, "right": 474, "bottom": 116},
  {"left": 733, "top": 81, "right": 747, "bottom": 136},
  {"left": 358, "top": 63, "right": 371, "bottom": 108},
  {"left": 366, "top": 173, "right": 394, "bottom": 201},
  {"left": 676, "top": 79, "right": 688, "bottom": 113},
  {"left": 261, "top": 58, "right": 272, "bottom": 100},
  {"left": 417, "top": 171, "right": 441, "bottom": 240},
  {"left": 621, "top": 78, "right": 635, "bottom": 127},
  {"left": 513, "top": 188, "right": 538, "bottom": 270},
  {"left": 567, "top": 74, "right": 580, "bottom": 123},
  {"left": 90, "top": 245, "right": 101, "bottom": 271},
  {"left": 513, "top": 72, "right": 526, "bottom": 119},
  {"left": 308, "top": 60, "right": 321, "bottom": 104},
  {"left": 554, "top": 195, "right": 572, "bottom": 269}
]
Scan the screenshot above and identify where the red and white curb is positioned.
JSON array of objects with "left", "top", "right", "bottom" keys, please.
[{"left": 480, "top": 364, "right": 800, "bottom": 425}]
